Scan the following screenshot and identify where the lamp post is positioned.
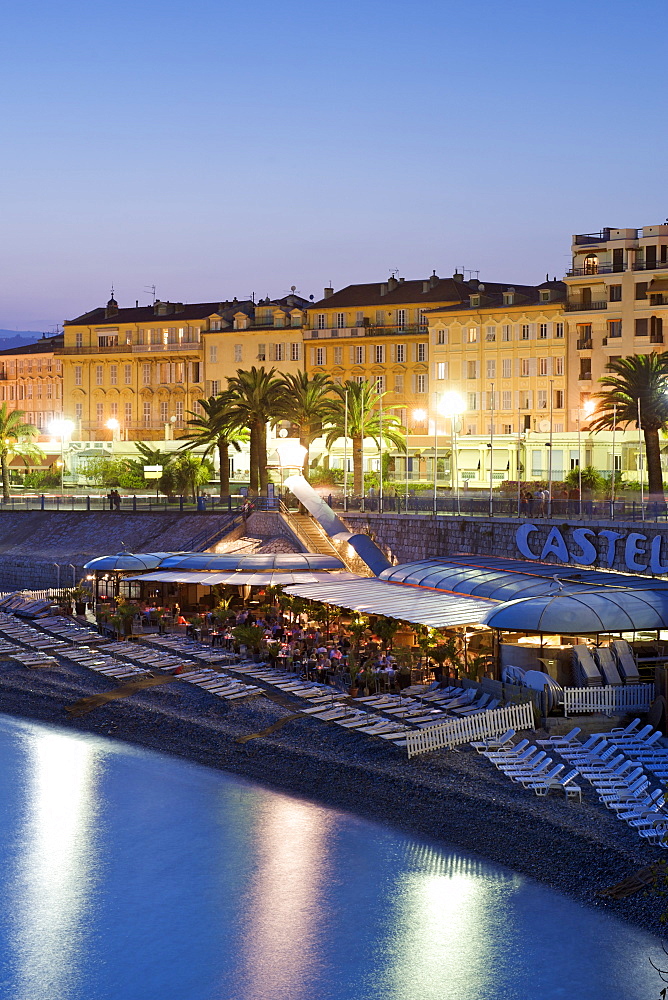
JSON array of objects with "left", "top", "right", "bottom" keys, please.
[
  {"left": 488, "top": 381, "right": 495, "bottom": 516},
  {"left": 276, "top": 439, "right": 308, "bottom": 492},
  {"left": 48, "top": 418, "right": 75, "bottom": 493},
  {"left": 106, "top": 417, "right": 120, "bottom": 443},
  {"left": 411, "top": 409, "right": 427, "bottom": 513},
  {"left": 432, "top": 392, "right": 439, "bottom": 515},
  {"left": 343, "top": 388, "right": 349, "bottom": 512},
  {"left": 438, "top": 391, "right": 465, "bottom": 515}
]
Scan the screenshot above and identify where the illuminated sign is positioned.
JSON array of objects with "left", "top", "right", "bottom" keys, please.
[{"left": 515, "top": 522, "right": 668, "bottom": 575}]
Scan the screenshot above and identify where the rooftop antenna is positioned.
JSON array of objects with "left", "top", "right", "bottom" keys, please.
[
  {"left": 389, "top": 267, "right": 399, "bottom": 278},
  {"left": 464, "top": 269, "right": 480, "bottom": 281},
  {"left": 144, "top": 284, "right": 156, "bottom": 304},
  {"left": 110, "top": 284, "right": 115, "bottom": 298}
]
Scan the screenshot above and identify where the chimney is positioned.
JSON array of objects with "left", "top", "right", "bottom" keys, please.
[
  {"left": 452, "top": 271, "right": 464, "bottom": 282},
  {"left": 105, "top": 295, "right": 119, "bottom": 319},
  {"left": 429, "top": 270, "right": 439, "bottom": 289},
  {"left": 380, "top": 283, "right": 388, "bottom": 296},
  {"left": 323, "top": 286, "right": 334, "bottom": 299},
  {"left": 135, "top": 300, "right": 139, "bottom": 308},
  {"left": 387, "top": 275, "right": 398, "bottom": 291}
]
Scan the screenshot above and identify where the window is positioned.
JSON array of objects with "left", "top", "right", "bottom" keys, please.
[
  {"left": 521, "top": 358, "right": 530, "bottom": 376},
  {"left": 608, "top": 320, "right": 622, "bottom": 338},
  {"left": 469, "top": 295, "right": 480, "bottom": 308},
  {"left": 160, "top": 401, "right": 168, "bottom": 422},
  {"left": 584, "top": 255, "right": 599, "bottom": 275},
  {"left": 356, "top": 312, "right": 364, "bottom": 327},
  {"left": 394, "top": 373, "right": 404, "bottom": 393},
  {"left": 336, "top": 313, "right": 346, "bottom": 329},
  {"left": 191, "top": 361, "right": 201, "bottom": 382},
  {"left": 95, "top": 365, "right": 103, "bottom": 386},
  {"left": 75, "top": 332, "right": 83, "bottom": 348},
  {"left": 539, "top": 357, "right": 549, "bottom": 376},
  {"left": 555, "top": 323, "right": 564, "bottom": 338},
  {"left": 436, "top": 329, "right": 447, "bottom": 345},
  {"left": 316, "top": 347, "right": 326, "bottom": 366},
  {"left": 374, "top": 344, "right": 385, "bottom": 364},
  {"left": 210, "top": 380, "right": 220, "bottom": 395},
  {"left": 97, "top": 334, "right": 118, "bottom": 348},
  {"left": 175, "top": 401, "right": 184, "bottom": 425},
  {"left": 417, "top": 343, "right": 427, "bottom": 361},
  {"left": 397, "top": 309, "right": 406, "bottom": 330},
  {"left": 467, "top": 328, "right": 478, "bottom": 343},
  {"left": 354, "top": 345, "right": 365, "bottom": 364},
  {"left": 502, "top": 358, "right": 512, "bottom": 378},
  {"left": 554, "top": 356, "right": 564, "bottom": 376},
  {"left": 75, "top": 403, "right": 83, "bottom": 422},
  {"left": 539, "top": 324, "right": 548, "bottom": 339},
  {"left": 317, "top": 314, "right": 326, "bottom": 330},
  {"left": 467, "top": 360, "right": 478, "bottom": 379},
  {"left": 467, "top": 392, "right": 478, "bottom": 411},
  {"left": 329, "top": 346, "right": 340, "bottom": 365},
  {"left": 416, "top": 374, "right": 427, "bottom": 393},
  {"left": 579, "top": 358, "right": 592, "bottom": 379},
  {"left": 609, "top": 284, "right": 622, "bottom": 302},
  {"left": 485, "top": 326, "right": 496, "bottom": 342},
  {"left": 110, "top": 401, "right": 118, "bottom": 418},
  {"left": 209, "top": 345, "right": 218, "bottom": 363},
  {"left": 374, "top": 376, "right": 386, "bottom": 392},
  {"left": 141, "top": 363, "right": 151, "bottom": 386},
  {"left": 486, "top": 359, "right": 496, "bottom": 379},
  {"left": 110, "top": 365, "right": 118, "bottom": 385},
  {"left": 531, "top": 450, "right": 542, "bottom": 476},
  {"left": 635, "top": 318, "right": 649, "bottom": 337},
  {"left": 635, "top": 282, "right": 648, "bottom": 300},
  {"left": 503, "top": 292, "right": 514, "bottom": 306},
  {"left": 143, "top": 402, "right": 151, "bottom": 427},
  {"left": 537, "top": 389, "right": 548, "bottom": 409},
  {"left": 274, "top": 343, "right": 285, "bottom": 362},
  {"left": 502, "top": 325, "right": 512, "bottom": 342},
  {"left": 436, "top": 362, "right": 447, "bottom": 380},
  {"left": 521, "top": 324, "right": 531, "bottom": 340},
  {"left": 290, "top": 343, "right": 301, "bottom": 362},
  {"left": 540, "top": 291, "right": 551, "bottom": 302},
  {"left": 124, "top": 364, "right": 132, "bottom": 385},
  {"left": 502, "top": 423, "right": 513, "bottom": 434},
  {"left": 396, "top": 344, "right": 406, "bottom": 362},
  {"left": 125, "top": 402, "right": 132, "bottom": 425},
  {"left": 159, "top": 363, "right": 170, "bottom": 384},
  {"left": 74, "top": 366, "right": 82, "bottom": 386},
  {"left": 554, "top": 389, "right": 564, "bottom": 409},
  {"left": 96, "top": 402, "right": 104, "bottom": 424},
  {"left": 502, "top": 390, "right": 512, "bottom": 410},
  {"left": 234, "top": 345, "right": 242, "bottom": 362}
]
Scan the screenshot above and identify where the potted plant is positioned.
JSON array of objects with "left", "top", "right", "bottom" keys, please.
[{"left": 231, "top": 623, "right": 267, "bottom": 661}]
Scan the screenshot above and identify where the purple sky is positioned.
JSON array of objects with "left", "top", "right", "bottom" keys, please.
[{"left": 1, "top": 0, "right": 666, "bottom": 330}]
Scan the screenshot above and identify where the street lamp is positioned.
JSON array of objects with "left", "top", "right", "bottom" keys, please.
[
  {"left": 438, "top": 391, "right": 465, "bottom": 513},
  {"left": 409, "top": 409, "right": 427, "bottom": 504},
  {"left": 106, "top": 417, "right": 120, "bottom": 442},
  {"left": 48, "top": 418, "right": 75, "bottom": 493},
  {"left": 275, "top": 438, "right": 308, "bottom": 490}
]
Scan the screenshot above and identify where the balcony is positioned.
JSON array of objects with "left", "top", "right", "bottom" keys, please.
[
  {"left": 131, "top": 341, "right": 202, "bottom": 353},
  {"left": 579, "top": 372, "right": 592, "bottom": 380},
  {"left": 565, "top": 300, "right": 608, "bottom": 312},
  {"left": 566, "top": 264, "right": 617, "bottom": 277},
  {"left": 64, "top": 345, "right": 134, "bottom": 355},
  {"left": 576, "top": 339, "right": 593, "bottom": 350},
  {"left": 632, "top": 259, "right": 668, "bottom": 272}
]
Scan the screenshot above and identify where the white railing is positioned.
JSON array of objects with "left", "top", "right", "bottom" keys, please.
[
  {"left": 405, "top": 701, "right": 535, "bottom": 759},
  {"left": 563, "top": 684, "right": 654, "bottom": 717},
  {"left": 0, "top": 589, "right": 62, "bottom": 601}
]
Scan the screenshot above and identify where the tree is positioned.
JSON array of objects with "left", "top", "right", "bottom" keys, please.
[
  {"left": 323, "top": 380, "right": 406, "bottom": 495},
  {"left": 179, "top": 392, "right": 247, "bottom": 498},
  {"left": 134, "top": 441, "right": 176, "bottom": 472},
  {"left": 226, "top": 367, "right": 287, "bottom": 493},
  {"left": 0, "top": 405, "right": 44, "bottom": 500},
  {"left": 81, "top": 456, "right": 144, "bottom": 489},
  {"left": 158, "top": 453, "right": 211, "bottom": 500},
  {"left": 591, "top": 353, "right": 668, "bottom": 496},
  {"left": 274, "top": 371, "right": 335, "bottom": 475}
]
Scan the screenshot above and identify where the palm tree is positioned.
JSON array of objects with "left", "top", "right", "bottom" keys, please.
[
  {"left": 591, "top": 353, "right": 668, "bottom": 497},
  {"left": 274, "top": 371, "right": 335, "bottom": 475},
  {"left": 226, "top": 367, "right": 287, "bottom": 493},
  {"left": 323, "top": 380, "right": 405, "bottom": 495},
  {"left": 179, "top": 392, "right": 247, "bottom": 498},
  {"left": 158, "top": 453, "right": 211, "bottom": 501},
  {"left": 0, "top": 405, "right": 43, "bottom": 501}
]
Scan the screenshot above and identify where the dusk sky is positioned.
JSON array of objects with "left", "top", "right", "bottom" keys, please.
[{"left": 2, "top": 0, "right": 666, "bottom": 331}]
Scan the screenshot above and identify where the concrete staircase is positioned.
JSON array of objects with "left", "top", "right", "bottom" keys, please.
[{"left": 288, "top": 513, "right": 357, "bottom": 573}]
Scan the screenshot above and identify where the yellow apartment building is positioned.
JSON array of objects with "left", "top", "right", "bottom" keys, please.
[
  {"left": 427, "top": 280, "right": 569, "bottom": 487},
  {"left": 304, "top": 273, "right": 470, "bottom": 474},
  {"left": 61, "top": 296, "right": 220, "bottom": 441},
  {"left": 0, "top": 334, "right": 64, "bottom": 434}
]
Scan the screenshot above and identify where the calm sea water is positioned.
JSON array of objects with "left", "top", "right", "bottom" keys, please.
[{"left": 0, "top": 714, "right": 662, "bottom": 1000}]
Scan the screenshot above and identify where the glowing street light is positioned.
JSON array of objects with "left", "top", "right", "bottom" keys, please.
[
  {"left": 48, "top": 418, "right": 75, "bottom": 493},
  {"left": 438, "top": 392, "right": 465, "bottom": 511},
  {"left": 105, "top": 417, "right": 121, "bottom": 442}
]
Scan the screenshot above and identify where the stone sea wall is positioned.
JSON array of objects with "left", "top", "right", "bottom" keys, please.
[{"left": 342, "top": 512, "right": 668, "bottom": 578}]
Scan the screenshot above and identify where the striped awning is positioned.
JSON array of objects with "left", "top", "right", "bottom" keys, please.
[
  {"left": 124, "top": 570, "right": 360, "bottom": 587},
  {"left": 284, "top": 578, "right": 494, "bottom": 628}
]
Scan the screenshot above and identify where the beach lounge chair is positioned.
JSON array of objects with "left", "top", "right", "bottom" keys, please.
[
  {"left": 572, "top": 645, "right": 603, "bottom": 687},
  {"left": 537, "top": 726, "right": 581, "bottom": 748},
  {"left": 594, "top": 647, "right": 623, "bottom": 686},
  {"left": 519, "top": 762, "right": 564, "bottom": 788},
  {"left": 472, "top": 729, "right": 515, "bottom": 753},
  {"left": 483, "top": 738, "right": 530, "bottom": 762},
  {"left": 610, "top": 640, "right": 641, "bottom": 684},
  {"left": 530, "top": 768, "right": 581, "bottom": 800}
]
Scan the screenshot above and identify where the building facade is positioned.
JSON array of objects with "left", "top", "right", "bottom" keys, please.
[{"left": 0, "top": 334, "right": 64, "bottom": 433}]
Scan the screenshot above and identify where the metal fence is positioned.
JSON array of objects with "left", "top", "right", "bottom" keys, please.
[
  {"left": 563, "top": 683, "right": 655, "bottom": 717},
  {"left": 405, "top": 701, "right": 535, "bottom": 758},
  {"left": 0, "top": 494, "right": 248, "bottom": 514},
  {"left": 328, "top": 494, "right": 668, "bottom": 522}
]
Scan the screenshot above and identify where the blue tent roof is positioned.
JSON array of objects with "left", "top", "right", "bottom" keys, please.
[
  {"left": 158, "top": 552, "right": 343, "bottom": 572},
  {"left": 481, "top": 587, "right": 668, "bottom": 633}
]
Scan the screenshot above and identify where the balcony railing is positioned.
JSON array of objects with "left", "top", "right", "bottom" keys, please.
[
  {"left": 131, "top": 341, "right": 202, "bottom": 353},
  {"left": 576, "top": 339, "right": 593, "bottom": 350},
  {"left": 306, "top": 324, "right": 427, "bottom": 339},
  {"left": 565, "top": 300, "right": 608, "bottom": 312},
  {"left": 632, "top": 259, "right": 668, "bottom": 272},
  {"left": 565, "top": 264, "right": 618, "bottom": 277}
]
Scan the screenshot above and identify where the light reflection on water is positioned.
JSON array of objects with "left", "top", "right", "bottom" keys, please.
[{"left": 0, "top": 714, "right": 661, "bottom": 1000}]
